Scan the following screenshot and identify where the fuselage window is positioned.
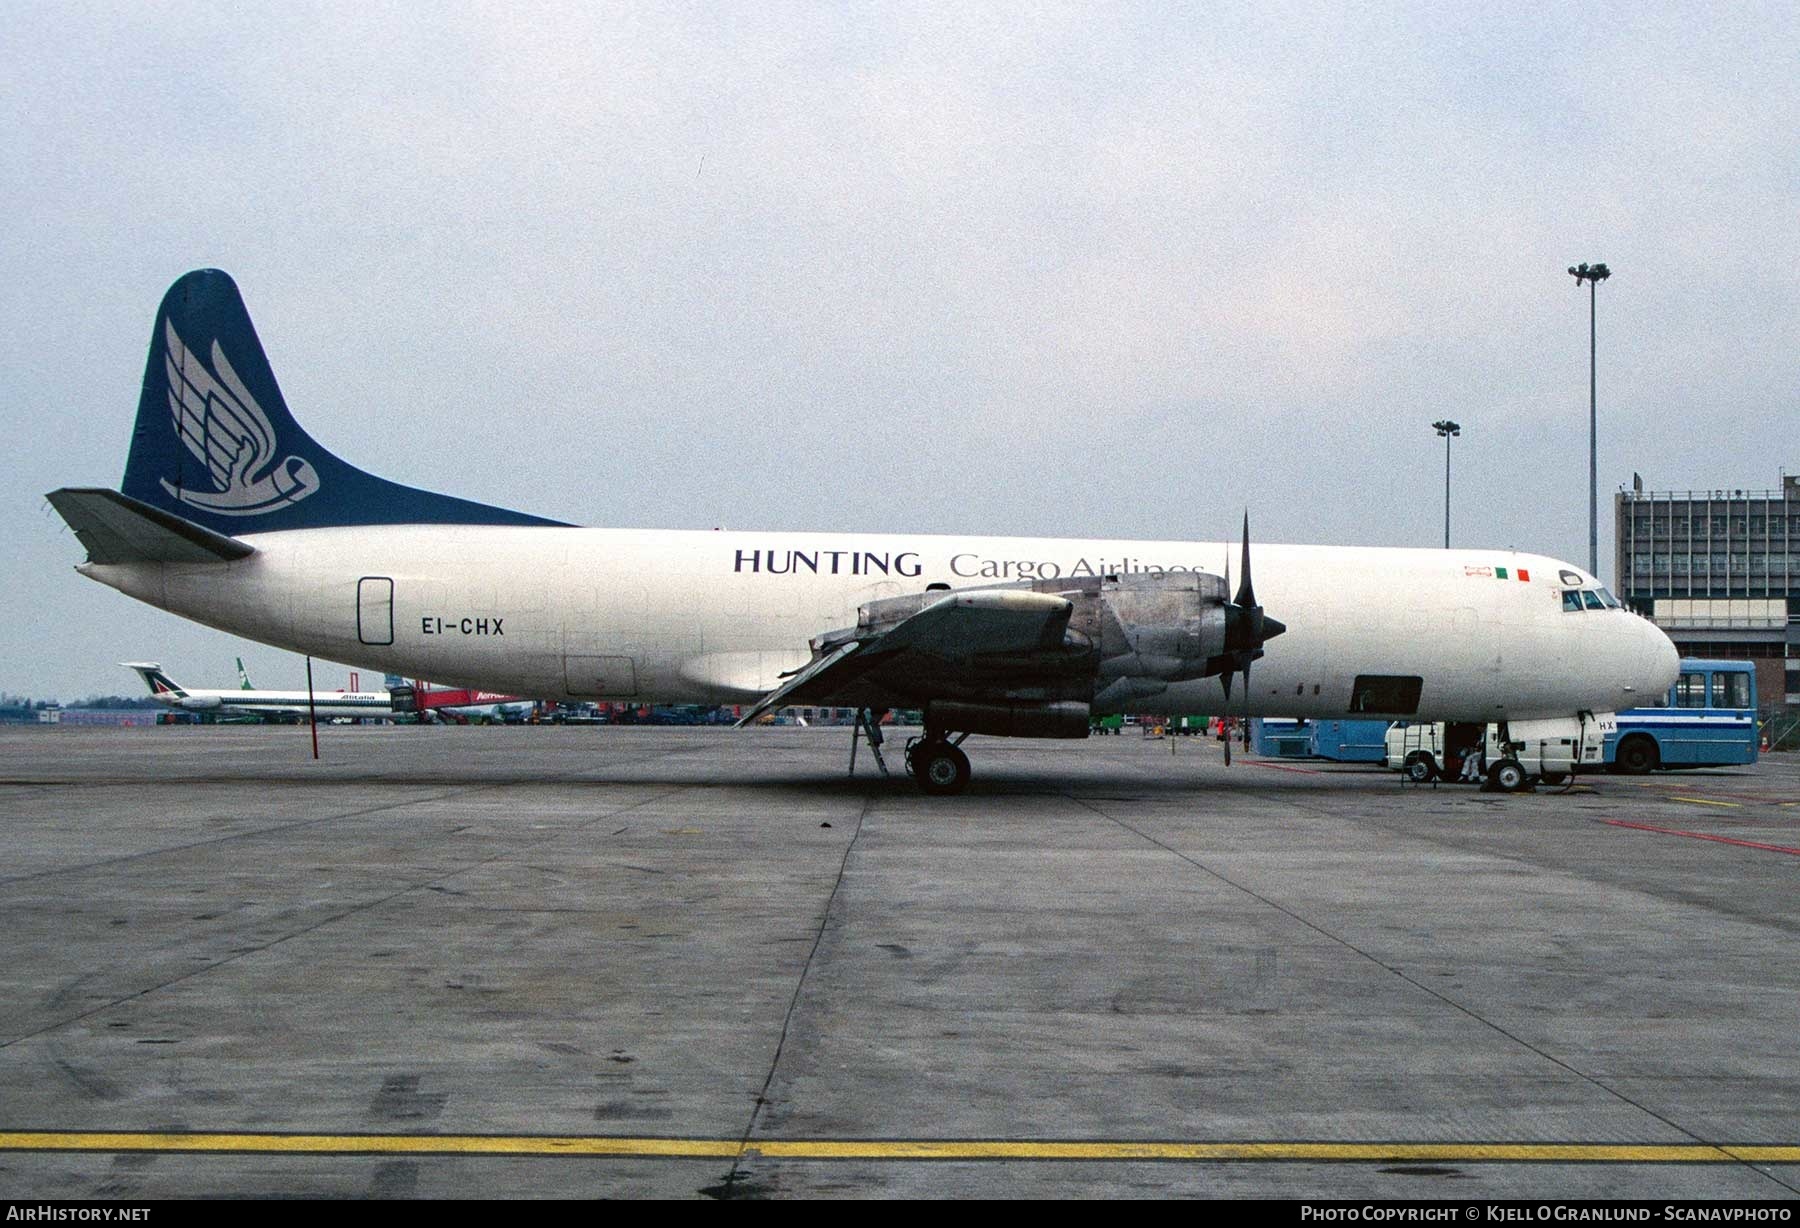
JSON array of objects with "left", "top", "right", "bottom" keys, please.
[
  {"left": 1581, "top": 590, "right": 1605, "bottom": 610},
  {"left": 1562, "top": 591, "right": 1584, "bottom": 612}
]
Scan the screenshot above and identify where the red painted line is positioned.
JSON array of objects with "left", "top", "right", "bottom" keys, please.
[
  {"left": 1244, "top": 760, "right": 1325, "bottom": 775},
  {"left": 1602, "top": 819, "right": 1800, "bottom": 857}
]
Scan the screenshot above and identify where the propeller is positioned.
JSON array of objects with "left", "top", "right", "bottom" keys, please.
[{"left": 1218, "top": 512, "right": 1287, "bottom": 766}]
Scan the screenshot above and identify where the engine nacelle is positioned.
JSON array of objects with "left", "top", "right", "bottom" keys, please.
[
  {"left": 177, "top": 695, "right": 222, "bottom": 711},
  {"left": 926, "top": 700, "right": 1091, "bottom": 739},
  {"left": 1087, "top": 572, "right": 1229, "bottom": 682},
  {"left": 799, "top": 572, "right": 1240, "bottom": 732}
]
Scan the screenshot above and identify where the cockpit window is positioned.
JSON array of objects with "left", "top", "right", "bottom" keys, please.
[{"left": 1562, "top": 586, "right": 1622, "bottom": 612}]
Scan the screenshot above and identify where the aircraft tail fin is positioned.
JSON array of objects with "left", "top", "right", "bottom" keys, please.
[
  {"left": 122, "top": 661, "right": 185, "bottom": 700},
  {"left": 46, "top": 487, "right": 256, "bottom": 565},
  {"left": 237, "top": 657, "right": 254, "bottom": 690},
  {"left": 115, "top": 269, "right": 569, "bottom": 535}
]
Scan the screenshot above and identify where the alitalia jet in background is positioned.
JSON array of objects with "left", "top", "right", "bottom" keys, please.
[
  {"left": 124, "top": 657, "right": 528, "bottom": 724},
  {"left": 125, "top": 661, "right": 394, "bottom": 722},
  {"left": 48, "top": 271, "right": 1678, "bottom": 793}
]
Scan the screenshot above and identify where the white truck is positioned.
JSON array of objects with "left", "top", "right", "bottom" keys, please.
[{"left": 1386, "top": 714, "right": 1615, "bottom": 791}]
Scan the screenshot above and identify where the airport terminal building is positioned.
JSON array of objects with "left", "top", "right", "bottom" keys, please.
[{"left": 1615, "top": 473, "right": 1800, "bottom": 710}]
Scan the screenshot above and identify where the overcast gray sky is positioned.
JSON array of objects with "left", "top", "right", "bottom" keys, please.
[{"left": 4, "top": 2, "right": 1795, "bottom": 701}]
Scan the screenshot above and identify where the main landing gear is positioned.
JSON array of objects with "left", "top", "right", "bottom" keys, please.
[
  {"left": 847, "top": 710, "right": 975, "bottom": 795},
  {"left": 905, "top": 732, "right": 972, "bottom": 796}
]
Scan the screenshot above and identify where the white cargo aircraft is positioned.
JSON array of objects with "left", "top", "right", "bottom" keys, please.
[
  {"left": 49, "top": 271, "right": 1678, "bottom": 793},
  {"left": 124, "top": 661, "right": 394, "bottom": 722}
]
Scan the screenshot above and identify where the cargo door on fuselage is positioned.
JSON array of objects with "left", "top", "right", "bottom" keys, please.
[
  {"left": 561, "top": 583, "right": 646, "bottom": 698},
  {"left": 563, "top": 654, "right": 638, "bottom": 697}
]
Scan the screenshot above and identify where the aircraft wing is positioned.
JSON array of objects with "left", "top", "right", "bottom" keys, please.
[
  {"left": 734, "top": 588, "right": 1076, "bottom": 726},
  {"left": 733, "top": 642, "right": 865, "bottom": 727}
]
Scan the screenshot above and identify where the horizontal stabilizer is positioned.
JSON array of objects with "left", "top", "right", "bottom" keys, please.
[{"left": 46, "top": 487, "right": 255, "bottom": 564}]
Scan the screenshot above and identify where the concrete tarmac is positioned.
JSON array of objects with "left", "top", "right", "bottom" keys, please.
[{"left": 1, "top": 724, "right": 1798, "bottom": 1199}]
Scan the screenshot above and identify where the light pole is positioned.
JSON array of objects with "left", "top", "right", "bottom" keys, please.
[
  {"left": 1568, "top": 261, "right": 1610, "bottom": 575},
  {"left": 1432, "top": 420, "right": 1460, "bottom": 548}
]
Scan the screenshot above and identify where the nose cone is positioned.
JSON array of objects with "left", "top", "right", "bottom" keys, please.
[{"left": 1630, "top": 617, "right": 1680, "bottom": 707}]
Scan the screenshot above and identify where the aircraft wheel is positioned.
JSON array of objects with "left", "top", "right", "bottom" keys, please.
[
  {"left": 1489, "top": 759, "right": 1528, "bottom": 793},
  {"left": 914, "top": 741, "right": 971, "bottom": 796},
  {"left": 1615, "top": 735, "right": 1659, "bottom": 775},
  {"left": 1404, "top": 752, "right": 1438, "bottom": 783}
]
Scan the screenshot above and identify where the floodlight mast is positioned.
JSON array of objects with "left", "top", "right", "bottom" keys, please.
[
  {"left": 1432, "top": 418, "right": 1461, "bottom": 549},
  {"left": 1568, "top": 261, "right": 1611, "bottom": 576}
]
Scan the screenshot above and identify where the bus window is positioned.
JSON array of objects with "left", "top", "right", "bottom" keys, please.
[
  {"left": 1675, "top": 672, "right": 1707, "bottom": 708},
  {"left": 1718, "top": 671, "right": 1752, "bottom": 710},
  {"left": 1562, "top": 591, "right": 1583, "bottom": 612},
  {"left": 1581, "top": 590, "right": 1605, "bottom": 610}
]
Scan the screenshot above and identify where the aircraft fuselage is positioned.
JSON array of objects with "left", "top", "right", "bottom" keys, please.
[{"left": 82, "top": 526, "right": 1677, "bottom": 723}]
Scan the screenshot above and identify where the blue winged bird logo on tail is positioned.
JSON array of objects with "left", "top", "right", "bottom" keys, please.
[
  {"left": 105, "top": 268, "right": 566, "bottom": 535},
  {"left": 159, "top": 319, "right": 321, "bottom": 516}
]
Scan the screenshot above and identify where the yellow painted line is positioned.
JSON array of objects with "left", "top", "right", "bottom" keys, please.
[
  {"left": 4, "top": 1132, "right": 1800, "bottom": 1164},
  {"left": 749, "top": 1141, "right": 1752, "bottom": 1163},
  {"left": 1670, "top": 796, "right": 1742, "bottom": 808}
]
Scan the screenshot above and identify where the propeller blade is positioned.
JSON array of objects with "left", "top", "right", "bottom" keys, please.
[
  {"left": 1242, "top": 658, "right": 1253, "bottom": 750},
  {"left": 1234, "top": 511, "right": 1255, "bottom": 610},
  {"left": 1219, "top": 511, "right": 1280, "bottom": 765},
  {"left": 1223, "top": 513, "right": 1278, "bottom": 654}
]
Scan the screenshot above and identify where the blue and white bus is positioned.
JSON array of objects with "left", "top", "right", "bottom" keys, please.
[{"left": 1607, "top": 658, "right": 1759, "bottom": 773}]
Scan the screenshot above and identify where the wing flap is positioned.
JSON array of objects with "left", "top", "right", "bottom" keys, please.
[
  {"left": 46, "top": 487, "right": 256, "bottom": 564},
  {"left": 734, "top": 642, "right": 863, "bottom": 727}
]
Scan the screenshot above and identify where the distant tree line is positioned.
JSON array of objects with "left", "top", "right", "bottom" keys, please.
[{"left": 0, "top": 691, "right": 164, "bottom": 716}]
